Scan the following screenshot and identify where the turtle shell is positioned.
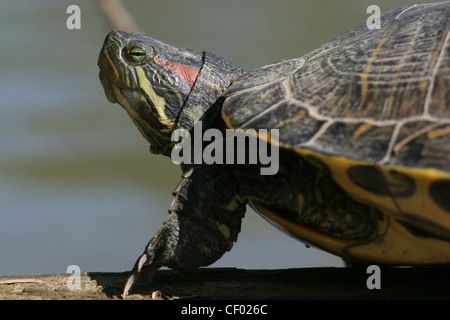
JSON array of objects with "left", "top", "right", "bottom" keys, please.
[{"left": 223, "top": 2, "right": 450, "bottom": 264}]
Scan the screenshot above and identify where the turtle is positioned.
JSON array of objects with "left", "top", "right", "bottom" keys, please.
[{"left": 98, "top": 2, "right": 450, "bottom": 297}]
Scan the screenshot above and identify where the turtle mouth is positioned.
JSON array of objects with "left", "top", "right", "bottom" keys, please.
[{"left": 99, "top": 71, "right": 117, "bottom": 103}]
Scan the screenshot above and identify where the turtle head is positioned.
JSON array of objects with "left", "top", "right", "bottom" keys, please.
[
  {"left": 98, "top": 30, "right": 203, "bottom": 156},
  {"left": 98, "top": 30, "right": 242, "bottom": 157}
]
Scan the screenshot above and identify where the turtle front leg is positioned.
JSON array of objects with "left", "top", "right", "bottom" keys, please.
[{"left": 123, "top": 164, "right": 246, "bottom": 297}]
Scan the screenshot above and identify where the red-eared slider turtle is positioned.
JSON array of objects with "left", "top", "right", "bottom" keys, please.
[{"left": 98, "top": 2, "right": 450, "bottom": 296}]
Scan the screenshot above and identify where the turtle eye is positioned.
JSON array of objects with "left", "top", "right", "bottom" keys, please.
[{"left": 129, "top": 47, "right": 146, "bottom": 62}]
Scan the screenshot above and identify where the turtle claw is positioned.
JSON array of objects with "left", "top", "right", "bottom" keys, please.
[
  {"left": 122, "top": 272, "right": 137, "bottom": 298},
  {"left": 122, "top": 248, "right": 159, "bottom": 298},
  {"left": 122, "top": 252, "right": 146, "bottom": 298}
]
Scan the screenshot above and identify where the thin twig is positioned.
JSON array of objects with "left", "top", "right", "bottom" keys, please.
[
  {"left": 0, "top": 279, "right": 45, "bottom": 284},
  {"left": 98, "top": 0, "right": 140, "bottom": 32}
]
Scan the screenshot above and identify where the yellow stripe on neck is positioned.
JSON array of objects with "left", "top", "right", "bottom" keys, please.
[{"left": 135, "top": 66, "right": 175, "bottom": 128}]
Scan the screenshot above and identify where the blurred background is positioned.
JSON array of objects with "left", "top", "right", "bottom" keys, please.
[{"left": 0, "top": 0, "right": 442, "bottom": 277}]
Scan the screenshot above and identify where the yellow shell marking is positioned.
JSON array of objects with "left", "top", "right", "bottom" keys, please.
[
  {"left": 360, "top": 27, "right": 397, "bottom": 102},
  {"left": 353, "top": 123, "right": 373, "bottom": 138},
  {"left": 427, "top": 125, "right": 450, "bottom": 140},
  {"left": 298, "top": 149, "right": 450, "bottom": 231}
]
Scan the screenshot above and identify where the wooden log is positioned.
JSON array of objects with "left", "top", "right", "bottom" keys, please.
[{"left": 0, "top": 266, "right": 449, "bottom": 300}]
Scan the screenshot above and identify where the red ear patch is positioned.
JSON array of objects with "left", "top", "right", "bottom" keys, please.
[{"left": 154, "top": 57, "right": 200, "bottom": 87}]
